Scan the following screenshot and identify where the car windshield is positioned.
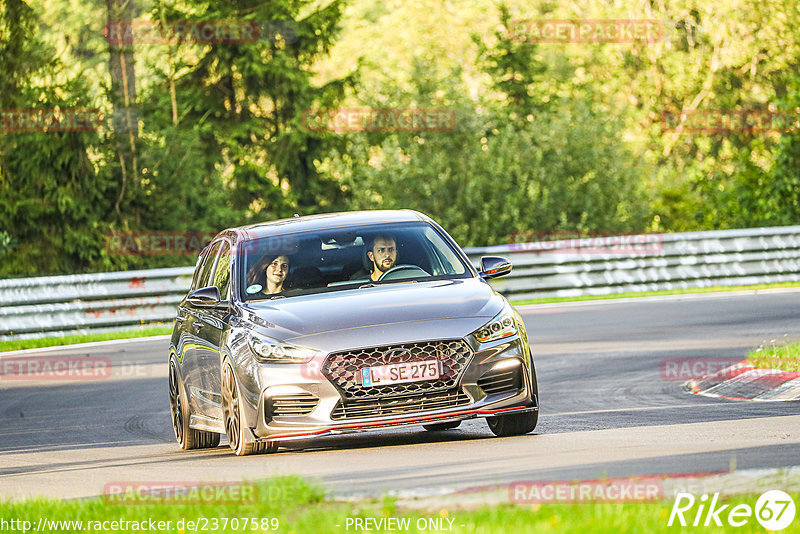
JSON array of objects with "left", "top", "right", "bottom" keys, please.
[{"left": 238, "top": 222, "right": 471, "bottom": 301}]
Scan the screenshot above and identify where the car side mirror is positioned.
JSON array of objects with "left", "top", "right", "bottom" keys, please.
[
  {"left": 187, "top": 286, "right": 227, "bottom": 309},
  {"left": 479, "top": 256, "right": 512, "bottom": 280}
]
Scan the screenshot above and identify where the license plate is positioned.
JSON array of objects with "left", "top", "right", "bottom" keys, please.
[{"left": 361, "top": 360, "right": 439, "bottom": 387}]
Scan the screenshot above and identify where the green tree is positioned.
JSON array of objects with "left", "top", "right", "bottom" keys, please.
[
  {"left": 0, "top": 0, "right": 114, "bottom": 276},
  {"left": 321, "top": 8, "right": 650, "bottom": 246},
  {"left": 145, "top": 0, "right": 354, "bottom": 224}
]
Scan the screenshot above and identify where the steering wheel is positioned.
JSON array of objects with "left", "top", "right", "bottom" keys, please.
[{"left": 378, "top": 264, "right": 430, "bottom": 281}]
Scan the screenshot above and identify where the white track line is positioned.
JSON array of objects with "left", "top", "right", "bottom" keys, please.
[{"left": 0, "top": 335, "right": 171, "bottom": 358}]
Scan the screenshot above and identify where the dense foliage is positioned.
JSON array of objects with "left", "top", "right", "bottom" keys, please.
[{"left": 0, "top": 0, "right": 798, "bottom": 276}]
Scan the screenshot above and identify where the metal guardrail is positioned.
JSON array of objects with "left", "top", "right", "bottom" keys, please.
[
  {"left": 1, "top": 226, "right": 799, "bottom": 341},
  {"left": 465, "top": 226, "right": 800, "bottom": 301},
  {"left": 0, "top": 267, "right": 193, "bottom": 341}
]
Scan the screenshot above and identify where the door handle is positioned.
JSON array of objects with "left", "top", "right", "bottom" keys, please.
[{"left": 192, "top": 321, "right": 203, "bottom": 333}]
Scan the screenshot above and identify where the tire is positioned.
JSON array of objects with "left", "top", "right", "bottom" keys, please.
[
  {"left": 221, "top": 361, "right": 277, "bottom": 456},
  {"left": 487, "top": 356, "right": 539, "bottom": 437},
  {"left": 422, "top": 421, "right": 461, "bottom": 431},
  {"left": 169, "top": 359, "right": 220, "bottom": 450},
  {"left": 486, "top": 410, "right": 538, "bottom": 437}
]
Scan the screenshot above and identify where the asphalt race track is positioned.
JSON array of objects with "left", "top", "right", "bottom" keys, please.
[{"left": 1, "top": 289, "right": 799, "bottom": 500}]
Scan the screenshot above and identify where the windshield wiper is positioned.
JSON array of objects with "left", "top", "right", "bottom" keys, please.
[{"left": 359, "top": 280, "right": 419, "bottom": 289}]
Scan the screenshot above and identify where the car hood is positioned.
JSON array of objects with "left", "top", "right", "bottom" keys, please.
[{"left": 240, "top": 278, "right": 504, "bottom": 341}]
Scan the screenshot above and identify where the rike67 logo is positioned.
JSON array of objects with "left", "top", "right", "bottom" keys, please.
[{"left": 668, "top": 490, "right": 796, "bottom": 530}]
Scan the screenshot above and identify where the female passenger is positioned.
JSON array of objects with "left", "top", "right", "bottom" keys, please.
[{"left": 263, "top": 255, "right": 290, "bottom": 295}]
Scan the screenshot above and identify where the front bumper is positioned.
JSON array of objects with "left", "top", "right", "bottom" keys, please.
[
  {"left": 255, "top": 404, "right": 537, "bottom": 443},
  {"left": 249, "top": 335, "right": 537, "bottom": 442}
]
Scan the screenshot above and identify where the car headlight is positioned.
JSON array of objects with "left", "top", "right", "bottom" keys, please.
[
  {"left": 472, "top": 305, "right": 519, "bottom": 343},
  {"left": 247, "top": 333, "right": 318, "bottom": 363}
]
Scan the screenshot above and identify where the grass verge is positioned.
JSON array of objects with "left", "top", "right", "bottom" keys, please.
[
  {"left": 748, "top": 337, "right": 800, "bottom": 372},
  {"left": 0, "top": 326, "right": 172, "bottom": 353},
  {"left": 510, "top": 281, "right": 800, "bottom": 306},
  {"left": 0, "top": 477, "right": 790, "bottom": 534}
]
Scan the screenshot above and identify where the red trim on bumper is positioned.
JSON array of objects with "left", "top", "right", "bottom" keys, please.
[{"left": 263, "top": 405, "right": 534, "bottom": 441}]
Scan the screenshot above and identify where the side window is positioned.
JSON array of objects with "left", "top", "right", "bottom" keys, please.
[
  {"left": 190, "top": 249, "right": 210, "bottom": 291},
  {"left": 212, "top": 241, "right": 231, "bottom": 299},
  {"left": 193, "top": 241, "right": 221, "bottom": 290},
  {"left": 190, "top": 252, "right": 206, "bottom": 290}
]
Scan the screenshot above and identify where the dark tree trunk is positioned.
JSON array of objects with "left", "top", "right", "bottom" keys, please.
[{"left": 106, "top": 0, "right": 139, "bottom": 224}]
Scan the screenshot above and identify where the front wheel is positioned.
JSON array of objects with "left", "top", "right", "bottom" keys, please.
[
  {"left": 221, "top": 361, "right": 277, "bottom": 456},
  {"left": 487, "top": 410, "right": 538, "bottom": 437}
]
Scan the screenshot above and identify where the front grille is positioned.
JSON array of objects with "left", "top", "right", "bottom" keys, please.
[
  {"left": 266, "top": 393, "right": 319, "bottom": 418},
  {"left": 322, "top": 339, "right": 473, "bottom": 399},
  {"left": 477, "top": 367, "right": 522, "bottom": 395},
  {"left": 331, "top": 389, "right": 471, "bottom": 420}
]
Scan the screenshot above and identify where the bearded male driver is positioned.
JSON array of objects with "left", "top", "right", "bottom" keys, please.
[
  {"left": 368, "top": 235, "right": 398, "bottom": 280},
  {"left": 350, "top": 235, "right": 397, "bottom": 281}
]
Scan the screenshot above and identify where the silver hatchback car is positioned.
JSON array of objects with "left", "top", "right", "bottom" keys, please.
[{"left": 168, "top": 210, "right": 538, "bottom": 455}]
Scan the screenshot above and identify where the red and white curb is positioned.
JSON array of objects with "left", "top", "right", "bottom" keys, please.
[{"left": 686, "top": 361, "right": 800, "bottom": 401}]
